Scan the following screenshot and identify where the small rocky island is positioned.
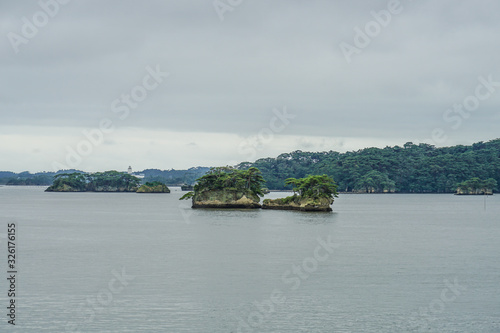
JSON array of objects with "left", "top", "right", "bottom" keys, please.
[
  {"left": 455, "top": 177, "right": 496, "bottom": 195},
  {"left": 45, "top": 171, "right": 169, "bottom": 193},
  {"left": 180, "top": 167, "right": 265, "bottom": 208},
  {"left": 262, "top": 175, "right": 338, "bottom": 212},
  {"left": 181, "top": 184, "right": 194, "bottom": 191},
  {"left": 137, "top": 181, "right": 170, "bottom": 193}
]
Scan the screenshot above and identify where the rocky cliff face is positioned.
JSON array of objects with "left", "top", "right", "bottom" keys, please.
[
  {"left": 92, "top": 186, "right": 138, "bottom": 192},
  {"left": 192, "top": 189, "right": 261, "bottom": 208},
  {"left": 262, "top": 196, "right": 333, "bottom": 212}
]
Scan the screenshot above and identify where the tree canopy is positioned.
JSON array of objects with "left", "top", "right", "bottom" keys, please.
[
  {"left": 285, "top": 175, "right": 338, "bottom": 199},
  {"left": 456, "top": 177, "right": 497, "bottom": 194},
  {"left": 140, "top": 167, "right": 210, "bottom": 185},
  {"left": 180, "top": 166, "right": 266, "bottom": 200},
  {"left": 354, "top": 170, "right": 396, "bottom": 193},
  {"left": 46, "top": 171, "right": 141, "bottom": 192}
]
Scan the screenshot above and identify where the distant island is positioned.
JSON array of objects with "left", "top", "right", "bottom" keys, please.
[
  {"left": 262, "top": 175, "right": 338, "bottom": 212},
  {"left": 181, "top": 184, "right": 194, "bottom": 191},
  {"left": 137, "top": 181, "right": 171, "bottom": 193},
  {"left": 45, "top": 171, "right": 170, "bottom": 193},
  {"left": 179, "top": 167, "right": 265, "bottom": 208}
]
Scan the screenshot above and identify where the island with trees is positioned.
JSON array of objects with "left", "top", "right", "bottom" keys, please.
[
  {"left": 179, "top": 167, "right": 265, "bottom": 208},
  {"left": 455, "top": 177, "right": 497, "bottom": 195},
  {"left": 137, "top": 181, "right": 171, "bottom": 193},
  {"left": 180, "top": 184, "right": 194, "bottom": 191},
  {"left": 262, "top": 175, "right": 338, "bottom": 212},
  {"left": 45, "top": 171, "right": 142, "bottom": 192}
]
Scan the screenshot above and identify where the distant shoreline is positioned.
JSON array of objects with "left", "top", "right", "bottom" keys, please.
[{"left": 0, "top": 185, "right": 494, "bottom": 196}]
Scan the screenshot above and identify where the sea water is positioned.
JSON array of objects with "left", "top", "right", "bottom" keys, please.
[{"left": 0, "top": 186, "right": 499, "bottom": 332}]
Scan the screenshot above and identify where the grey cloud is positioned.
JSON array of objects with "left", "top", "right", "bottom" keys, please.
[{"left": 1, "top": 0, "right": 499, "bottom": 171}]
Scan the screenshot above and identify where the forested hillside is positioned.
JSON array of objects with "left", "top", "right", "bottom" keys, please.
[
  {"left": 238, "top": 139, "right": 500, "bottom": 193},
  {"left": 0, "top": 171, "right": 74, "bottom": 185},
  {"left": 140, "top": 167, "right": 210, "bottom": 185}
]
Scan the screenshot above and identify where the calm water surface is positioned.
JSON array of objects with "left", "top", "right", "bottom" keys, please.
[{"left": 0, "top": 186, "right": 499, "bottom": 332}]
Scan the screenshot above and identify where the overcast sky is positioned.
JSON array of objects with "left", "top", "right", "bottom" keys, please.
[{"left": 1, "top": 0, "right": 499, "bottom": 172}]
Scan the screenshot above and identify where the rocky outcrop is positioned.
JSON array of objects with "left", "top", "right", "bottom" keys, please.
[
  {"left": 262, "top": 195, "right": 333, "bottom": 212},
  {"left": 352, "top": 188, "right": 396, "bottom": 194},
  {"left": 192, "top": 189, "right": 261, "bottom": 208},
  {"left": 137, "top": 184, "right": 170, "bottom": 193},
  {"left": 93, "top": 186, "right": 138, "bottom": 192},
  {"left": 456, "top": 188, "right": 493, "bottom": 195}
]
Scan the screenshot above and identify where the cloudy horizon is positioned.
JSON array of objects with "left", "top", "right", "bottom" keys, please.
[{"left": 2, "top": 0, "right": 499, "bottom": 173}]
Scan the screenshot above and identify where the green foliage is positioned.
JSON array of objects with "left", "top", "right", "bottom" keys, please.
[
  {"left": 263, "top": 175, "right": 337, "bottom": 211},
  {"left": 86, "top": 171, "right": 141, "bottom": 191},
  {"left": 50, "top": 173, "right": 87, "bottom": 191},
  {"left": 5, "top": 174, "right": 54, "bottom": 185},
  {"left": 263, "top": 195, "right": 297, "bottom": 205},
  {"left": 456, "top": 177, "right": 497, "bottom": 194},
  {"left": 354, "top": 170, "right": 395, "bottom": 193},
  {"left": 137, "top": 181, "right": 170, "bottom": 193},
  {"left": 285, "top": 175, "right": 338, "bottom": 199},
  {"left": 238, "top": 138, "right": 500, "bottom": 193},
  {"left": 141, "top": 167, "right": 210, "bottom": 185},
  {"left": 179, "top": 166, "right": 266, "bottom": 200},
  {"left": 179, "top": 191, "right": 195, "bottom": 200},
  {"left": 46, "top": 171, "right": 140, "bottom": 192}
]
